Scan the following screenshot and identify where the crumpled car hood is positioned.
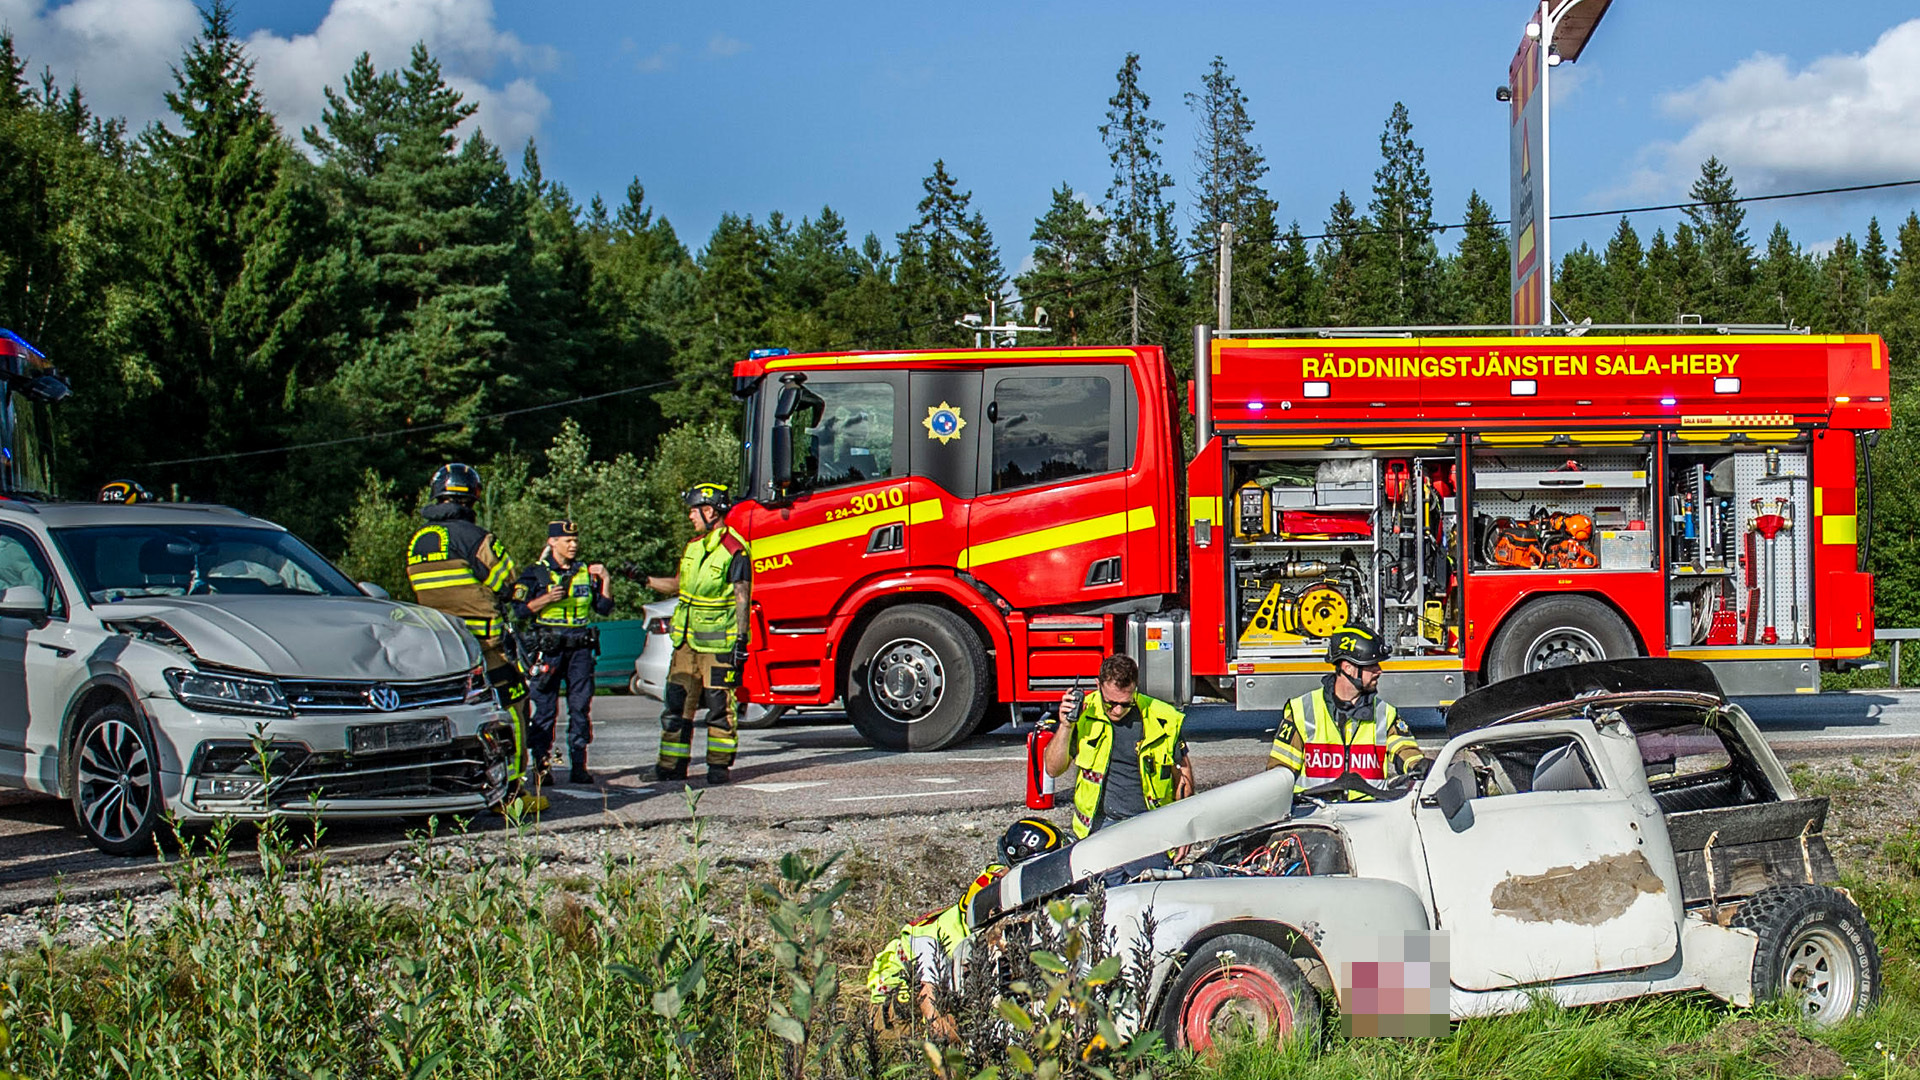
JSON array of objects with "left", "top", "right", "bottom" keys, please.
[{"left": 101, "top": 596, "right": 481, "bottom": 680}]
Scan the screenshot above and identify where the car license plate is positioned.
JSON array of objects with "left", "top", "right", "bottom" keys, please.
[{"left": 349, "top": 718, "right": 452, "bottom": 755}]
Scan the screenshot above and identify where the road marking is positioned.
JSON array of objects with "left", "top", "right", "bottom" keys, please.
[
  {"left": 830, "top": 788, "right": 990, "bottom": 803},
  {"left": 914, "top": 777, "right": 958, "bottom": 785},
  {"left": 738, "top": 781, "right": 831, "bottom": 793},
  {"left": 951, "top": 755, "right": 1027, "bottom": 763}
]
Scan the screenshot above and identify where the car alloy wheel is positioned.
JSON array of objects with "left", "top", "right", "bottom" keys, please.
[{"left": 73, "top": 705, "right": 162, "bottom": 854}]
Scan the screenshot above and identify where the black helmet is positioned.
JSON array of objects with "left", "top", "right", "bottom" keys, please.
[
  {"left": 682, "top": 482, "right": 730, "bottom": 514},
  {"left": 999, "top": 817, "right": 1064, "bottom": 865},
  {"left": 1326, "top": 624, "right": 1388, "bottom": 667},
  {"left": 431, "top": 463, "right": 482, "bottom": 503},
  {"left": 97, "top": 480, "right": 152, "bottom": 504}
]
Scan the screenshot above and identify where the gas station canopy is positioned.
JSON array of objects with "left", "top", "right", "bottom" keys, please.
[{"left": 1549, "top": 0, "right": 1612, "bottom": 64}]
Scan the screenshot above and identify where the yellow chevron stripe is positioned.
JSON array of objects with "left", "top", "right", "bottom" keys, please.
[
  {"left": 748, "top": 499, "right": 945, "bottom": 561},
  {"left": 958, "top": 506, "right": 1156, "bottom": 570}
]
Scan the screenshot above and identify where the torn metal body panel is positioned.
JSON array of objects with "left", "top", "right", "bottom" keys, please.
[{"left": 962, "top": 659, "right": 1877, "bottom": 1034}]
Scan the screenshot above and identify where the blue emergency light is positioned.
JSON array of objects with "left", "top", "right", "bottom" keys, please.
[{"left": 748, "top": 347, "right": 789, "bottom": 360}]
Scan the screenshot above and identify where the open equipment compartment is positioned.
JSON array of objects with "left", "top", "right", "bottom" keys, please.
[
  {"left": 1467, "top": 437, "right": 1656, "bottom": 573},
  {"left": 1663, "top": 435, "right": 1811, "bottom": 648},
  {"left": 1225, "top": 440, "right": 1462, "bottom": 662}
]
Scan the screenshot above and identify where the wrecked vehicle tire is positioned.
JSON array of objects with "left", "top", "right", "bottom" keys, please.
[
  {"left": 1733, "top": 884, "right": 1881, "bottom": 1024},
  {"left": 1157, "top": 933, "right": 1323, "bottom": 1055}
]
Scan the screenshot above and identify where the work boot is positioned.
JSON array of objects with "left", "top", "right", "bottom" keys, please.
[
  {"left": 653, "top": 764, "right": 687, "bottom": 784},
  {"left": 706, "top": 764, "right": 730, "bottom": 786},
  {"left": 569, "top": 762, "right": 594, "bottom": 785}
]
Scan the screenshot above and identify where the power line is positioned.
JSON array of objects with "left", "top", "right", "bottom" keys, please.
[{"left": 133, "top": 378, "right": 678, "bottom": 468}]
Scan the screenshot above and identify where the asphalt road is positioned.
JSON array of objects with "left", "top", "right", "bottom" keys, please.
[{"left": 3, "top": 690, "right": 1918, "bottom": 909}]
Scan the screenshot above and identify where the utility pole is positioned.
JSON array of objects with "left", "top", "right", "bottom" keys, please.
[
  {"left": 1216, "top": 222, "right": 1234, "bottom": 332},
  {"left": 955, "top": 292, "right": 1050, "bottom": 348}
]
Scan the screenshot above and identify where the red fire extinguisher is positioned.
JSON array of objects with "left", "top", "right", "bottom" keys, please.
[{"left": 1026, "top": 682, "right": 1080, "bottom": 810}]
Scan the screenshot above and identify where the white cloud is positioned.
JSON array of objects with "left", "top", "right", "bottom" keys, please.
[
  {"left": 1628, "top": 19, "right": 1920, "bottom": 197},
  {"left": 636, "top": 43, "right": 680, "bottom": 73},
  {"left": 0, "top": 0, "right": 552, "bottom": 150},
  {"left": 706, "top": 33, "right": 747, "bottom": 58}
]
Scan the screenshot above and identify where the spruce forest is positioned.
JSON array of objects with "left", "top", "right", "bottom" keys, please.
[{"left": 7, "top": 9, "right": 1920, "bottom": 631}]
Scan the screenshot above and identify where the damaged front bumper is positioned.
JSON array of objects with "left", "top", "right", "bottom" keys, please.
[{"left": 148, "top": 697, "right": 511, "bottom": 820}]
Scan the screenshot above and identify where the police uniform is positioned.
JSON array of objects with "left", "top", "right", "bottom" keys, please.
[
  {"left": 657, "top": 518, "right": 751, "bottom": 781},
  {"left": 405, "top": 480, "right": 529, "bottom": 789},
  {"left": 515, "top": 521, "right": 614, "bottom": 781}
]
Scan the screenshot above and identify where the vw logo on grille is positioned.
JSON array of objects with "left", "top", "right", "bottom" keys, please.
[{"left": 366, "top": 684, "right": 402, "bottom": 712}]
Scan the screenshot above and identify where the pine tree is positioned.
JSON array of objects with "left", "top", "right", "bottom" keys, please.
[
  {"left": 1317, "top": 192, "right": 1368, "bottom": 326},
  {"left": 1751, "top": 223, "right": 1818, "bottom": 327},
  {"left": 655, "top": 212, "right": 770, "bottom": 422},
  {"left": 1552, "top": 243, "right": 1606, "bottom": 322},
  {"left": 1818, "top": 234, "right": 1871, "bottom": 333},
  {"left": 1101, "top": 52, "right": 1179, "bottom": 345},
  {"left": 142, "top": 1, "right": 334, "bottom": 527},
  {"left": 1360, "top": 102, "right": 1439, "bottom": 324},
  {"left": 307, "top": 45, "right": 523, "bottom": 463},
  {"left": 1863, "top": 217, "right": 1892, "bottom": 297},
  {"left": 1186, "top": 55, "right": 1267, "bottom": 321},
  {"left": 1445, "top": 190, "right": 1507, "bottom": 324},
  {"left": 1599, "top": 218, "right": 1645, "bottom": 323},
  {"left": 1683, "top": 157, "right": 1752, "bottom": 322},
  {"left": 895, "top": 160, "right": 1003, "bottom": 346},
  {"left": 1019, "top": 184, "right": 1111, "bottom": 345},
  {"left": 1270, "top": 222, "right": 1320, "bottom": 328}
]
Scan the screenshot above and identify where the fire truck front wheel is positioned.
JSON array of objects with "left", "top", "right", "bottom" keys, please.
[
  {"left": 1484, "top": 595, "right": 1638, "bottom": 684},
  {"left": 846, "top": 605, "right": 989, "bottom": 751}
]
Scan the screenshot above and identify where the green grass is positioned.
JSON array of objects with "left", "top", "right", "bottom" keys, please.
[{"left": 4, "top": 810, "right": 1920, "bottom": 1079}]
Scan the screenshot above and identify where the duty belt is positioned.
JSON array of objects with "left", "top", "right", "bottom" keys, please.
[{"left": 538, "top": 626, "right": 599, "bottom": 652}]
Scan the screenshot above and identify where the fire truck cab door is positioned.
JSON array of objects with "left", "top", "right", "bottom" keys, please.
[
  {"left": 969, "top": 365, "right": 1135, "bottom": 609},
  {"left": 746, "top": 370, "right": 912, "bottom": 630},
  {"left": 907, "top": 371, "right": 982, "bottom": 570}
]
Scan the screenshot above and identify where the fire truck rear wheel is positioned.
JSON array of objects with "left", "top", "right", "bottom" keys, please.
[
  {"left": 1484, "top": 595, "right": 1637, "bottom": 684},
  {"left": 847, "top": 605, "right": 988, "bottom": 751}
]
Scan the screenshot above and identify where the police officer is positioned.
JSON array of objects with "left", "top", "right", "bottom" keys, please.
[
  {"left": 405, "top": 463, "right": 546, "bottom": 814},
  {"left": 1043, "top": 653, "right": 1195, "bottom": 839},
  {"left": 644, "top": 483, "right": 750, "bottom": 785},
  {"left": 515, "top": 520, "right": 614, "bottom": 786},
  {"left": 1265, "top": 624, "right": 1428, "bottom": 797}
]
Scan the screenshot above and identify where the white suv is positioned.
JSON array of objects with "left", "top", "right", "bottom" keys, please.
[{"left": 0, "top": 500, "right": 510, "bottom": 853}]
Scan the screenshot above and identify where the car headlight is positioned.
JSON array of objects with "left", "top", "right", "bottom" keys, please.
[
  {"left": 164, "top": 669, "right": 291, "bottom": 717},
  {"left": 464, "top": 663, "right": 491, "bottom": 705}
]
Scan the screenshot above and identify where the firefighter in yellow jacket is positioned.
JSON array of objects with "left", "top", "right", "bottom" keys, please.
[
  {"left": 1043, "top": 653, "right": 1194, "bottom": 839},
  {"left": 644, "top": 483, "right": 750, "bottom": 785},
  {"left": 404, "top": 463, "right": 545, "bottom": 813},
  {"left": 866, "top": 817, "right": 1064, "bottom": 1029},
  {"left": 1266, "top": 624, "right": 1427, "bottom": 797}
]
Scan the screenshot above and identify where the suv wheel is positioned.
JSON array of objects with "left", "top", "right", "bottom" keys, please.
[
  {"left": 71, "top": 703, "right": 163, "bottom": 856},
  {"left": 845, "top": 606, "right": 987, "bottom": 751},
  {"left": 1158, "top": 933, "right": 1323, "bottom": 1055},
  {"left": 1733, "top": 884, "right": 1881, "bottom": 1025}
]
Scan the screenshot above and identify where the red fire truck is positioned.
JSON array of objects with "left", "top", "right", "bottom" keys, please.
[{"left": 728, "top": 326, "right": 1889, "bottom": 750}]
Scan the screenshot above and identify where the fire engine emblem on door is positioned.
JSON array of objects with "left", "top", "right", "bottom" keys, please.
[{"left": 922, "top": 402, "right": 967, "bottom": 444}]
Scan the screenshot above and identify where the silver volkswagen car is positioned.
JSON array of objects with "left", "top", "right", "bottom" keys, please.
[{"left": 0, "top": 500, "right": 510, "bottom": 854}]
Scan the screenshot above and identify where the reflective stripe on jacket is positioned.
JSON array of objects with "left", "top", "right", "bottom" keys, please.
[
  {"left": 406, "top": 514, "right": 516, "bottom": 639},
  {"left": 533, "top": 558, "right": 597, "bottom": 627},
  {"left": 671, "top": 526, "right": 746, "bottom": 653},
  {"left": 1268, "top": 686, "right": 1415, "bottom": 797},
  {"left": 1069, "top": 693, "right": 1184, "bottom": 839}
]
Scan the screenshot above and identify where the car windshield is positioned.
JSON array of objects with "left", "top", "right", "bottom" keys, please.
[{"left": 52, "top": 524, "right": 361, "bottom": 602}]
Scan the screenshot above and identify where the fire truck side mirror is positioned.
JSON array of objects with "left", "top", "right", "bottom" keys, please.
[{"left": 770, "top": 424, "right": 794, "bottom": 498}]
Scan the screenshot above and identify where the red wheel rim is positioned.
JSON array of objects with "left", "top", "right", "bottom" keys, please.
[{"left": 1179, "top": 964, "right": 1295, "bottom": 1053}]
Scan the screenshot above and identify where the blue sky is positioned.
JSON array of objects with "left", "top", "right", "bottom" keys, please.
[{"left": 12, "top": 0, "right": 1920, "bottom": 273}]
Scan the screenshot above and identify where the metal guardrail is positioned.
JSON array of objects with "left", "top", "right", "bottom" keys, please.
[{"left": 1876, "top": 628, "right": 1920, "bottom": 688}]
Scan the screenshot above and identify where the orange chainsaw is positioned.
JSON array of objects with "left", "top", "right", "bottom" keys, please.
[{"left": 1483, "top": 512, "right": 1597, "bottom": 570}]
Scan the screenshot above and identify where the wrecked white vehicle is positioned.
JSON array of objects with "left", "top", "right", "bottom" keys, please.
[
  {"left": 0, "top": 502, "right": 511, "bottom": 854},
  {"left": 964, "top": 659, "right": 1881, "bottom": 1051}
]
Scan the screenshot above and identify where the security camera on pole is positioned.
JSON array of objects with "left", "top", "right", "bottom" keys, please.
[{"left": 955, "top": 293, "right": 1051, "bottom": 348}]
